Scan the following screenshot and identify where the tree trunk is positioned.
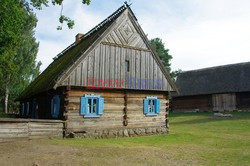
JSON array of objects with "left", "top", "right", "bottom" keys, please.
[{"left": 3, "top": 87, "right": 9, "bottom": 114}]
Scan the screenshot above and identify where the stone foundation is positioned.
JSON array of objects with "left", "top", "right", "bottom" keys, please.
[{"left": 66, "top": 127, "right": 168, "bottom": 139}]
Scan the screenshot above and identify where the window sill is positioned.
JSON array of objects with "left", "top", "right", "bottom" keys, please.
[
  {"left": 145, "top": 113, "right": 158, "bottom": 117},
  {"left": 84, "top": 114, "right": 101, "bottom": 118}
]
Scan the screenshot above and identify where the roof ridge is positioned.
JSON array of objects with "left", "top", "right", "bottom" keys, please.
[
  {"left": 181, "top": 61, "right": 250, "bottom": 73},
  {"left": 53, "top": 3, "right": 129, "bottom": 61}
]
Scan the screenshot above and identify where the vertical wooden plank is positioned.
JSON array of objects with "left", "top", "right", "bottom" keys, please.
[
  {"left": 120, "top": 47, "right": 125, "bottom": 88},
  {"left": 116, "top": 46, "right": 121, "bottom": 83},
  {"left": 87, "top": 51, "right": 94, "bottom": 80},
  {"left": 67, "top": 77, "right": 70, "bottom": 85},
  {"left": 110, "top": 46, "right": 115, "bottom": 80},
  {"left": 149, "top": 52, "right": 154, "bottom": 89},
  {"left": 135, "top": 50, "right": 140, "bottom": 89},
  {"left": 82, "top": 59, "right": 88, "bottom": 86},
  {"left": 145, "top": 52, "right": 149, "bottom": 89},
  {"left": 140, "top": 51, "right": 146, "bottom": 89},
  {"left": 70, "top": 72, "right": 75, "bottom": 85},
  {"left": 131, "top": 49, "right": 136, "bottom": 83},
  {"left": 153, "top": 59, "right": 157, "bottom": 89},
  {"left": 100, "top": 44, "right": 105, "bottom": 87},
  {"left": 125, "top": 48, "right": 130, "bottom": 88},
  {"left": 80, "top": 62, "right": 83, "bottom": 86},
  {"left": 105, "top": 45, "right": 110, "bottom": 87},
  {"left": 94, "top": 45, "right": 100, "bottom": 81},
  {"left": 114, "top": 46, "right": 120, "bottom": 88},
  {"left": 157, "top": 66, "right": 163, "bottom": 90},
  {"left": 75, "top": 65, "right": 81, "bottom": 86}
]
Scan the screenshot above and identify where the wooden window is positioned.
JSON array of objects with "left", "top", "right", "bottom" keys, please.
[
  {"left": 144, "top": 96, "right": 160, "bottom": 116},
  {"left": 51, "top": 95, "right": 60, "bottom": 118},
  {"left": 80, "top": 95, "right": 104, "bottom": 117},
  {"left": 125, "top": 60, "right": 130, "bottom": 72}
]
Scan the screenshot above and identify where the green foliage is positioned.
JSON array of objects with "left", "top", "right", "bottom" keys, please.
[
  {"left": 150, "top": 38, "right": 182, "bottom": 80},
  {"left": 150, "top": 38, "right": 172, "bottom": 72},
  {"left": 82, "top": 0, "right": 91, "bottom": 5},
  {"left": 57, "top": 15, "right": 74, "bottom": 30},
  {"left": 0, "top": 0, "right": 41, "bottom": 112},
  {"left": 30, "top": 0, "right": 49, "bottom": 9},
  {"left": 0, "top": 0, "right": 28, "bottom": 111},
  {"left": 29, "top": 0, "right": 91, "bottom": 29},
  {"left": 171, "top": 69, "right": 182, "bottom": 80}
]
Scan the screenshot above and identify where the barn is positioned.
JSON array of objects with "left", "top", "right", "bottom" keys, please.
[
  {"left": 17, "top": 3, "right": 177, "bottom": 138},
  {"left": 172, "top": 62, "right": 250, "bottom": 112}
]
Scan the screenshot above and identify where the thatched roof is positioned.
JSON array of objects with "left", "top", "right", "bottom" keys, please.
[{"left": 174, "top": 62, "right": 250, "bottom": 97}]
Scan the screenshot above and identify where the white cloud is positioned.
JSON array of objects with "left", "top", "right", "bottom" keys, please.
[
  {"left": 35, "top": 0, "right": 105, "bottom": 71},
  {"left": 35, "top": 0, "right": 250, "bottom": 72}
]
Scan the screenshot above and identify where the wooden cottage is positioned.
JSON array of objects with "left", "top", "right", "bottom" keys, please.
[
  {"left": 17, "top": 3, "right": 177, "bottom": 138},
  {"left": 172, "top": 62, "right": 250, "bottom": 112}
]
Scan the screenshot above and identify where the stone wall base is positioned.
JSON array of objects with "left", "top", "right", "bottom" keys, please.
[{"left": 66, "top": 127, "right": 168, "bottom": 139}]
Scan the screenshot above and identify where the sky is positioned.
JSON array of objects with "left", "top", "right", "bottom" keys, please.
[{"left": 34, "top": 0, "right": 250, "bottom": 72}]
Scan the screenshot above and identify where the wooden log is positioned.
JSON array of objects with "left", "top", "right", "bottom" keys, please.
[{"left": 67, "top": 90, "right": 125, "bottom": 98}]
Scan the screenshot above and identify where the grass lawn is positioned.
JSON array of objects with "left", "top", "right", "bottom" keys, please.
[{"left": 0, "top": 112, "right": 249, "bottom": 165}]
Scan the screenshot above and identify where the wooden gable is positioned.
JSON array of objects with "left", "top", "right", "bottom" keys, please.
[{"left": 56, "top": 8, "right": 175, "bottom": 92}]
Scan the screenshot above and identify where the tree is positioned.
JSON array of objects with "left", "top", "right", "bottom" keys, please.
[
  {"left": 8, "top": 12, "right": 41, "bottom": 113},
  {"left": 170, "top": 69, "right": 182, "bottom": 81},
  {"left": 150, "top": 38, "right": 172, "bottom": 72},
  {"left": 0, "top": 0, "right": 41, "bottom": 113},
  {"left": 28, "top": 0, "right": 91, "bottom": 29},
  {"left": 150, "top": 38, "right": 181, "bottom": 80}
]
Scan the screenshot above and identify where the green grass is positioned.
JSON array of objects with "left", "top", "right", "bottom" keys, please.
[{"left": 49, "top": 112, "right": 250, "bottom": 165}]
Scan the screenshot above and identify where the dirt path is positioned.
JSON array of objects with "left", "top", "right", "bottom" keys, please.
[{"left": 0, "top": 139, "right": 196, "bottom": 166}]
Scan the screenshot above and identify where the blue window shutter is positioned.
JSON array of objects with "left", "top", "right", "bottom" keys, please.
[
  {"left": 51, "top": 95, "right": 60, "bottom": 118},
  {"left": 97, "top": 97, "right": 104, "bottom": 115},
  {"left": 144, "top": 99, "right": 149, "bottom": 114},
  {"left": 55, "top": 96, "right": 60, "bottom": 117},
  {"left": 155, "top": 99, "right": 160, "bottom": 114},
  {"left": 80, "top": 97, "right": 87, "bottom": 115}
]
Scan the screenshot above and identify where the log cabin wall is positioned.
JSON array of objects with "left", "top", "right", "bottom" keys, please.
[
  {"left": 172, "top": 95, "right": 212, "bottom": 112},
  {"left": 64, "top": 89, "right": 169, "bottom": 138}
]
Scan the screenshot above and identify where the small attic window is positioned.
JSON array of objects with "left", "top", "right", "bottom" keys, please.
[{"left": 125, "top": 60, "right": 130, "bottom": 72}]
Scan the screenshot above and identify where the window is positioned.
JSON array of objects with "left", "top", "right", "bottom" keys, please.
[
  {"left": 125, "top": 60, "right": 130, "bottom": 72},
  {"left": 144, "top": 96, "right": 160, "bottom": 116},
  {"left": 80, "top": 95, "right": 104, "bottom": 117},
  {"left": 51, "top": 95, "right": 60, "bottom": 118}
]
